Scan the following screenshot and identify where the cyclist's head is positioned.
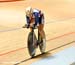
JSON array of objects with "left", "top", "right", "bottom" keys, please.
[{"left": 26, "top": 7, "right": 33, "bottom": 17}]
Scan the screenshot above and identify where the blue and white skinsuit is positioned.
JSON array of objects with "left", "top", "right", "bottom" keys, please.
[{"left": 26, "top": 9, "right": 44, "bottom": 27}]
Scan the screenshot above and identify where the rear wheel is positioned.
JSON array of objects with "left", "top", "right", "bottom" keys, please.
[
  {"left": 38, "top": 33, "right": 46, "bottom": 54},
  {"left": 27, "top": 32, "right": 37, "bottom": 58}
]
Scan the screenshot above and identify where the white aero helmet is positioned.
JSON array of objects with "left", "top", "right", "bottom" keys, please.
[{"left": 26, "top": 7, "right": 33, "bottom": 17}]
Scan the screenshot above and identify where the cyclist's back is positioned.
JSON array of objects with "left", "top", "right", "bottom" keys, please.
[{"left": 26, "top": 8, "right": 44, "bottom": 26}]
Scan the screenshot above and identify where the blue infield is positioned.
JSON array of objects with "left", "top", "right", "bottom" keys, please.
[{"left": 31, "top": 47, "right": 75, "bottom": 65}]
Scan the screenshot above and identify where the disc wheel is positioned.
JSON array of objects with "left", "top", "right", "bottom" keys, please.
[{"left": 27, "top": 32, "right": 37, "bottom": 58}]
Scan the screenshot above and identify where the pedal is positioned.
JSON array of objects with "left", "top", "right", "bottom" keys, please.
[{"left": 37, "top": 41, "right": 40, "bottom": 45}]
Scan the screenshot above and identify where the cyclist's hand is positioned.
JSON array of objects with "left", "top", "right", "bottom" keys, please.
[
  {"left": 22, "top": 24, "right": 29, "bottom": 28},
  {"left": 22, "top": 25, "right": 25, "bottom": 28}
]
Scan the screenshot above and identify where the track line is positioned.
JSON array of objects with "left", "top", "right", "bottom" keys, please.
[
  {"left": 0, "top": 47, "right": 25, "bottom": 56},
  {"left": 0, "top": 31, "right": 75, "bottom": 57},
  {"left": 0, "top": 17, "right": 75, "bottom": 33},
  {"left": 14, "top": 41, "right": 75, "bottom": 65},
  {"left": 0, "top": 0, "right": 22, "bottom": 2},
  {"left": 47, "top": 32, "right": 75, "bottom": 41},
  {"left": 0, "top": 27, "right": 22, "bottom": 33}
]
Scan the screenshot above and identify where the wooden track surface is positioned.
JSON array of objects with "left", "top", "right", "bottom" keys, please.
[{"left": 0, "top": 0, "right": 75, "bottom": 65}]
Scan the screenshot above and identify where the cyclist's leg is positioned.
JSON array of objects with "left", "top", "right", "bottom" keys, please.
[
  {"left": 30, "top": 28, "right": 32, "bottom": 31},
  {"left": 38, "top": 24, "right": 46, "bottom": 44}
]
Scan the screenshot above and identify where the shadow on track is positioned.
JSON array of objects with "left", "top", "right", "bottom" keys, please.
[{"left": 14, "top": 52, "right": 51, "bottom": 65}]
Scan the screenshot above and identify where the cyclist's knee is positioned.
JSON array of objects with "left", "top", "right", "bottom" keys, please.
[
  {"left": 38, "top": 24, "right": 44, "bottom": 30},
  {"left": 39, "top": 30, "right": 43, "bottom": 34},
  {"left": 30, "top": 28, "right": 33, "bottom": 32}
]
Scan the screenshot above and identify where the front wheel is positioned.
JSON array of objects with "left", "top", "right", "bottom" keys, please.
[{"left": 27, "top": 32, "right": 37, "bottom": 58}]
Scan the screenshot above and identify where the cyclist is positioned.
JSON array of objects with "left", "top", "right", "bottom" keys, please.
[{"left": 23, "top": 7, "right": 46, "bottom": 48}]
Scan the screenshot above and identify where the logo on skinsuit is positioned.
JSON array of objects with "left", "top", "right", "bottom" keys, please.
[{"left": 70, "top": 62, "right": 75, "bottom": 65}]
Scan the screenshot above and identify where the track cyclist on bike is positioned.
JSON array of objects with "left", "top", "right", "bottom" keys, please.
[{"left": 23, "top": 7, "right": 46, "bottom": 49}]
